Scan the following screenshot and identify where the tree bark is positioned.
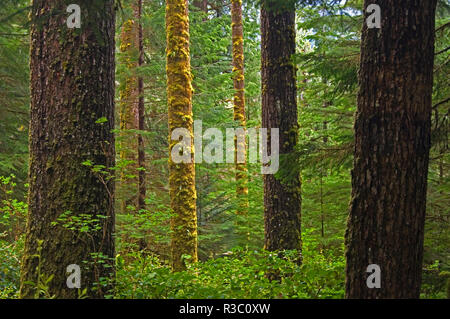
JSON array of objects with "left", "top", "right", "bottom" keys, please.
[
  {"left": 136, "top": 0, "right": 146, "bottom": 215},
  {"left": 261, "top": 0, "right": 302, "bottom": 255},
  {"left": 119, "top": 0, "right": 146, "bottom": 216},
  {"left": 231, "top": 0, "right": 249, "bottom": 224},
  {"left": 166, "top": 0, "right": 198, "bottom": 271},
  {"left": 20, "top": 0, "right": 116, "bottom": 298},
  {"left": 345, "top": 0, "right": 437, "bottom": 298}
]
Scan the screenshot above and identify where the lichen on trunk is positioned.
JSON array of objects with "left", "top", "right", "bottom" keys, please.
[
  {"left": 165, "top": 0, "right": 198, "bottom": 271},
  {"left": 231, "top": 0, "right": 249, "bottom": 237}
]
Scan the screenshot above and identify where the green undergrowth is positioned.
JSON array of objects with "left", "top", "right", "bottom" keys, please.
[{"left": 113, "top": 233, "right": 345, "bottom": 299}]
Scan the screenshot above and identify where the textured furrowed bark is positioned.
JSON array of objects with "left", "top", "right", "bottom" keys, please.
[
  {"left": 261, "top": 1, "right": 302, "bottom": 255},
  {"left": 345, "top": 0, "right": 437, "bottom": 299},
  {"left": 21, "top": 0, "right": 116, "bottom": 298}
]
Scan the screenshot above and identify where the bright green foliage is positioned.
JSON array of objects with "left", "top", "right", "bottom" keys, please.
[
  {"left": 0, "top": 3, "right": 29, "bottom": 296},
  {"left": 0, "top": 0, "right": 29, "bottom": 197},
  {"left": 0, "top": 175, "right": 26, "bottom": 298},
  {"left": 114, "top": 232, "right": 344, "bottom": 299}
]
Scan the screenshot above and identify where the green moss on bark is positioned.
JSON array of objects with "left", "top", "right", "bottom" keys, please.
[
  {"left": 20, "top": 0, "right": 116, "bottom": 299},
  {"left": 166, "top": 0, "right": 198, "bottom": 272}
]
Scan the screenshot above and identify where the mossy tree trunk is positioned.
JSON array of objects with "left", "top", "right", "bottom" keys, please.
[
  {"left": 261, "top": 0, "right": 302, "bottom": 255},
  {"left": 119, "top": 0, "right": 146, "bottom": 216},
  {"left": 345, "top": 0, "right": 437, "bottom": 298},
  {"left": 166, "top": 0, "right": 198, "bottom": 271},
  {"left": 20, "top": 0, "right": 116, "bottom": 298},
  {"left": 231, "top": 0, "right": 249, "bottom": 233}
]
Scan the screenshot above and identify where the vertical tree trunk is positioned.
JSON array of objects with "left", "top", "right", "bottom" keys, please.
[
  {"left": 136, "top": 0, "right": 146, "bottom": 215},
  {"left": 20, "top": 0, "right": 116, "bottom": 298},
  {"left": 137, "top": 0, "right": 147, "bottom": 215},
  {"left": 261, "top": 1, "right": 302, "bottom": 254},
  {"left": 345, "top": 0, "right": 437, "bottom": 298},
  {"left": 231, "top": 0, "right": 249, "bottom": 224},
  {"left": 166, "top": 0, "right": 198, "bottom": 271},
  {"left": 119, "top": 0, "right": 146, "bottom": 216}
]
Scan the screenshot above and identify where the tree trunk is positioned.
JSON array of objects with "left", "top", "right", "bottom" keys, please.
[
  {"left": 261, "top": 1, "right": 302, "bottom": 255},
  {"left": 20, "top": 0, "right": 116, "bottom": 298},
  {"left": 136, "top": 0, "right": 146, "bottom": 216},
  {"left": 166, "top": 0, "right": 198, "bottom": 271},
  {"left": 345, "top": 0, "right": 437, "bottom": 298},
  {"left": 119, "top": 0, "right": 146, "bottom": 216},
  {"left": 231, "top": 0, "right": 249, "bottom": 225}
]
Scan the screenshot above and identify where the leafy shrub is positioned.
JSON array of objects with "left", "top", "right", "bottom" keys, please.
[
  {"left": 114, "top": 233, "right": 345, "bottom": 299},
  {"left": 0, "top": 175, "right": 26, "bottom": 298}
]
